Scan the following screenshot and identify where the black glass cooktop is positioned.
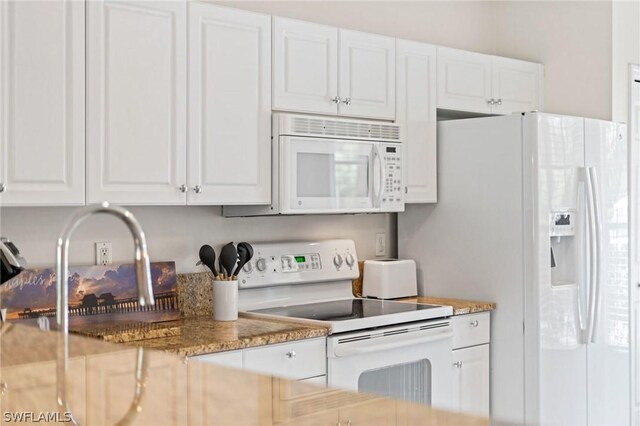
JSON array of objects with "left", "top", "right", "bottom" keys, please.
[{"left": 249, "top": 299, "right": 440, "bottom": 322}]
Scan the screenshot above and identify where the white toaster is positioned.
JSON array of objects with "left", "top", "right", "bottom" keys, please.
[{"left": 362, "top": 259, "right": 417, "bottom": 299}]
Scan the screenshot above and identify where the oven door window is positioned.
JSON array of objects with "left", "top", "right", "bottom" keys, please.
[
  {"left": 358, "top": 359, "right": 432, "bottom": 405},
  {"left": 281, "top": 137, "right": 376, "bottom": 212}
]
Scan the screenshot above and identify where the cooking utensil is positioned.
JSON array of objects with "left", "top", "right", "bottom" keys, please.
[
  {"left": 232, "top": 242, "right": 252, "bottom": 277},
  {"left": 220, "top": 242, "right": 237, "bottom": 280},
  {"left": 198, "top": 245, "right": 218, "bottom": 278}
]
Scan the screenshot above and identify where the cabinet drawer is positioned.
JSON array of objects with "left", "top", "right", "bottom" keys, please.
[
  {"left": 191, "top": 350, "right": 243, "bottom": 369},
  {"left": 451, "top": 312, "right": 490, "bottom": 349},
  {"left": 243, "top": 338, "right": 326, "bottom": 380}
]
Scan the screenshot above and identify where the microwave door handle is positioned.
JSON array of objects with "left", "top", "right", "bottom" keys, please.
[{"left": 375, "top": 146, "right": 384, "bottom": 207}]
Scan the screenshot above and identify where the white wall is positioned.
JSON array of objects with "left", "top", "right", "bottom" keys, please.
[
  {"left": 494, "top": 1, "right": 613, "bottom": 120},
  {"left": 0, "top": 207, "right": 394, "bottom": 273},
  {"left": 612, "top": 0, "right": 640, "bottom": 123},
  {"left": 214, "top": 0, "right": 498, "bottom": 54}
]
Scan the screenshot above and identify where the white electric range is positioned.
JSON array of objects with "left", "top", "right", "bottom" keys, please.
[{"left": 237, "top": 240, "right": 454, "bottom": 409}]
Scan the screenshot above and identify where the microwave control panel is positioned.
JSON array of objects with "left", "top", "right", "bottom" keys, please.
[{"left": 380, "top": 144, "right": 403, "bottom": 212}]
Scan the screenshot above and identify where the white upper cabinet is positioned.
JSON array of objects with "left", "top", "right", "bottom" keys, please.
[
  {"left": 338, "top": 29, "right": 396, "bottom": 120},
  {"left": 272, "top": 17, "right": 338, "bottom": 115},
  {"left": 272, "top": 19, "right": 395, "bottom": 120},
  {"left": 437, "top": 47, "right": 493, "bottom": 114},
  {"left": 188, "top": 3, "right": 271, "bottom": 205},
  {"left": 491, "top": 56, "right": 542, "bottom": 114},
  {"left": 396, "top": 39, "right": 437, "bottom": 203},
  {"left": 86, "top": 1, "right": 187, "bottom": 205},
  {"left": 0, "top": 0, "right": 85, "bottom": 206},
  {"left": 437, "top": 47, "right": 543, "bottom": 115}
]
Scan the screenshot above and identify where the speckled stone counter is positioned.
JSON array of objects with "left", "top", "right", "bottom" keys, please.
[
  {"left": 124, "top": 314, "right": 329, "bottom": 357},
  {"left": 399, "top": 297, "right": 496, "bottom": 316},
  {"left": 0, "top": 323, "right": 488, "bottom": 425}
]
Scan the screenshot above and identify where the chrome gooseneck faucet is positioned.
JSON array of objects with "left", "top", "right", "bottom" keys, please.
[{"left": 55, "top": 202, "right": 155, "bottom": 424}]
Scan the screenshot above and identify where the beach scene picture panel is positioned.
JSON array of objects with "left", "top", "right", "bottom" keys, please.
[{"left": 1, "top": 261, "right": 179, "bottom": 326}]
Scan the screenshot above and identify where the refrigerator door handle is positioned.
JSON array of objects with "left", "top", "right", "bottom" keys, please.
[
  {"left": 584, "top": 167, "right": 598, "bottom": 344},
  {"left": 576, "top": 178, "right": 587, "bottom": 335},
  {"left": 588, "top": 167, "right": 603, "bottom": 343}
]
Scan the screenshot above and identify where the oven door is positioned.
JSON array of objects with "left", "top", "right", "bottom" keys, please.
[
  {"left": 327, "top": 321, "right": 454, "bottom": 410},
  {"left": 279, "top": 137, "right": 383, "bottom": 214}
]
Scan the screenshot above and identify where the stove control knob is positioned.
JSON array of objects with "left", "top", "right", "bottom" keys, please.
[
  {"left": 243, "top": 262, "right": 252, "bottom": 273},
  {"left": 333, "top": 254, "right": 343, "bottom": 269},
  {"left": 256, "top": 258, "right": 267, "bottom": 272},
  {"left": 345, "top": 253, "right": 355, "bottom": 267}
]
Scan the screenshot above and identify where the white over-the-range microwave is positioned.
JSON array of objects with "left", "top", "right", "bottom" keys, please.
[{"left": 224, "top": 114, "right": 404, "bottom": 216}]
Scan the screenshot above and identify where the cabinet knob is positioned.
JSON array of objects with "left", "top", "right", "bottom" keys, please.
[
  {"left": 487, "top": 99, "right": 495, "bottom": 106},
  {"left": 343, "top": 98, "right": 352, "bottom": 105},
  {"left": 331, "top": 96, "right": 342, "bottom": 104},
  {"left": 470, "top": 320, "right": 479, "bottom": 327},
  {"left": 496, "top": 99, "right": 503, "bottom": 106},
  {"left": 453, "top": 361, "right": 463, "bottom": 369},
  {"left": 193, "top": 185, "right": 203, "bottom": 194},
  {"left": 0, "top": 183, "right": 6, "bottom": 193},
  {"left": 178, "top": 184, "right": 187, "bottom": 193},
  {"left": 285, "top": 350, "right": 296, "bottom": 359}
]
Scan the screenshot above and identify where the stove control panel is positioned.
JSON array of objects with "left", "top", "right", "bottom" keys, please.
[{"left": 238, "top": 240, "right": 359, "bottom": 289}]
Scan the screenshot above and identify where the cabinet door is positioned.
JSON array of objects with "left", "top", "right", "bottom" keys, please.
[
  {"left": 87, "top": 349, "right": 187, "bottom": 425},
  {"left": 396, "top": 39, "right": 437, "bottom": 203},
  {"left": 339, "top": 399, "right": 397, "bottom": 426},
  {"left": 339, "top": 29, "right": 395, "bottom": 120},
  {"left": 437, "top": 47, "right": 492, "bottom": 114},
  {"left": 188, "top": 3, "right": 271, "bottom": 205},
  {"left": 491, "top": 56, "right": 542, "bottom": 114},
  {"left": 0, "top": 0, "right": 85, "bottom": 206},
  {"left": 0, "top": 359, "right": 86, "bottom": 424},
  {"left": 272, "top": 17, "right": 338, "bottom": 115},
  {"left": 451, "top": 344, "right": 490, "bottom": 416},
  {"left": 86, "top": 0, "right": 187, "bottom": 205}
]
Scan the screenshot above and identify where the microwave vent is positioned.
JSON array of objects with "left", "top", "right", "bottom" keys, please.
[{"left": 289, "top": 116, "right": 400, "bottom": 142}]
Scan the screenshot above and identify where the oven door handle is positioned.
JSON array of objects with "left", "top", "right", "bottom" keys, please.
[{"left": 332, "top": 329, "right": 453, "bottom": 358}]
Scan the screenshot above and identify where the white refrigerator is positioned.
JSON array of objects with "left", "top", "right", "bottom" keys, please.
[{"left": 399, "top": 113, "right": 630, "bottom": 425}]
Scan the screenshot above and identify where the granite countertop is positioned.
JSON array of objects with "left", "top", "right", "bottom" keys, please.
[
  {"left": 76, "top": 314, "right": 330, "bottom": 357},
  {"left": 399, "top": 297, "right": 496, "bottom": 315},
  {"left": 0, "top": 323, "right": 488, "bottom": 425}
]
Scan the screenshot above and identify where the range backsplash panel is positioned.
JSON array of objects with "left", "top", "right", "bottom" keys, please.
[{"left": 1, "top": 261, "right": 178, "bottom": 327}]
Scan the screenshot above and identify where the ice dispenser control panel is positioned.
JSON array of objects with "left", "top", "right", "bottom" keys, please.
[{"left": 550, "top": 211, "right": 575, "bottom": 237}]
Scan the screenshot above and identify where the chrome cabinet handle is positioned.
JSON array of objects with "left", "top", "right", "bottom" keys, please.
[
  {"left": 178, "top": 184, "right": 187, "bottom": 193},
  {"left": 343, "top": 98, "right": 352, "bottom": 105},
  {"left": 331, "top": 96, "right": 342, "bottom": 104},
  {"left": 193, "top": 185, "right": 202, "bottom": 194},
  {"left": 470, "top": 320, "right": 479, "bottom": 327},
  {"left": 453, "top": 361, "right": 463, "bottom": 368},
  {"left": 487, "top": 99, "right": 495, "bottom": 105},
  {"left": 285, "top": 350, "right": 296, "bottom": 359},
  {"left": 496, "top": 99, "right": 503, "bottom": 106},
  {"left": 0, "top": 183, "right": 5, "bottom": 193}
]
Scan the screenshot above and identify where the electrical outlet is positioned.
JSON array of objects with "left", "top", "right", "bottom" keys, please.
[
  {"left": 95, "top": 242, "right": 112, "bottom": 265},
  {"left": 375, "top": 233, "right": 386, "bottom": 257}
]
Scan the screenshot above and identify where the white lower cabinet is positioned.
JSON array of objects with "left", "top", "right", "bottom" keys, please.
[
  {"left": 194, "top": 349, "right": 243, "bottom": 369},
  {"left": 449, "top": 312, "right": 491, "bottom": 416},
  {"left": 452, "top": 344, "right": 490, "bottom": 416},
  {"left": 191, "top": 338, "right": 327, "bottom": 382}
]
